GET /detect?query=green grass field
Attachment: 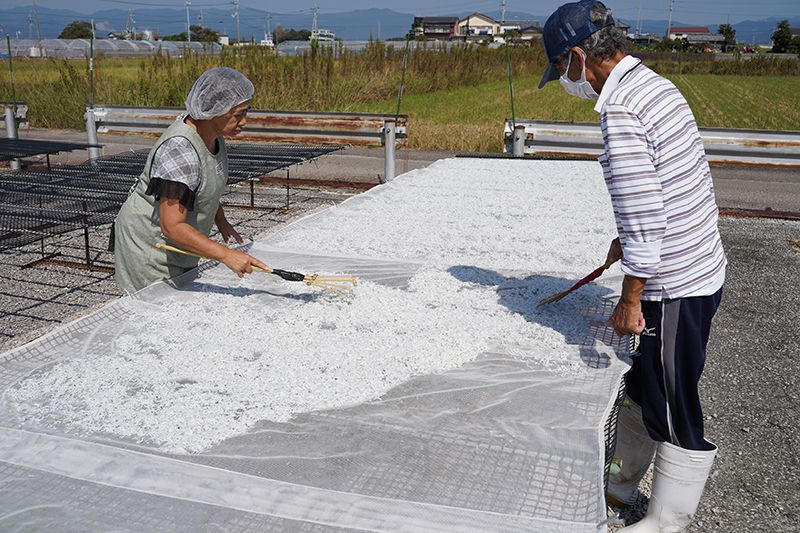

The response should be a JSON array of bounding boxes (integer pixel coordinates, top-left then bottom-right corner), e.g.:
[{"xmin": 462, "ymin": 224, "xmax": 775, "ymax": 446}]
[
  {"xmin": 360, "ymin": 75, "xmax": 800, "ymax": 152},
  {"xmin": 2, "ymin": 51, "xmax": 798, "ymax": 153}
]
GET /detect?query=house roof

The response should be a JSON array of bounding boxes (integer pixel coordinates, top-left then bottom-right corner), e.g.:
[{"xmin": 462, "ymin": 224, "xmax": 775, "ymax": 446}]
[
  {"xmin": 459, "ymin": 12, "xmax": 498, "ymax": 25},
  {"xmin": 669, "ymin": 26, "xmax": 710, "ymax": 34},
  {"xmin": 499, "ymin": 19, "xmax": 540, "ymax": 29},
  {"xmin": 417, "ymin": 17, "xmax": 459, "ymax": 24}
]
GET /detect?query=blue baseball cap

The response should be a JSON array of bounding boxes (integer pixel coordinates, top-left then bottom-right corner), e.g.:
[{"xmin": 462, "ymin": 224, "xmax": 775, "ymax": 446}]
[{"xmin": 538, "ymin": 0, "xmax": 615, "ymax": 89}]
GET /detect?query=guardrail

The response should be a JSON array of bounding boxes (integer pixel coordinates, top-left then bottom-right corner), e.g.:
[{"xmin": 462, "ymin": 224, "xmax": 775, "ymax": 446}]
[
  {"xmin": 503, "ymin": 119, "xmax": 800, "ymax": 167},
  {"xmin": 86, "ymin": 106, "xmax": 409, "ymax": 181}
]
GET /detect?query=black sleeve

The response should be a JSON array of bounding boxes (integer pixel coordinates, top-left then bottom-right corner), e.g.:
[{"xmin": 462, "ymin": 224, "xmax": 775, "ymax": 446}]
[{"xmin": 145, "ymin": 178, "xmax": 196, "ymax": 211}]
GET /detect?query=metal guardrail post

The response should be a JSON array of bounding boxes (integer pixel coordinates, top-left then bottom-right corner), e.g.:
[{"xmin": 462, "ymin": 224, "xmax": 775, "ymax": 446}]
[
  {"xmin": 512, "ymin": 124, "xmax": 526, "ymax": 158},
  {"xmin": 383, "ymin": 119, "xmax": 396, "ymax": 182},
  {"xmin": 85, "ymin": 107, "xmax": 101, "ymax": 160},
  {"xmin": 5, "ymin": 106, "xmax": 21, "ymax": 170}
]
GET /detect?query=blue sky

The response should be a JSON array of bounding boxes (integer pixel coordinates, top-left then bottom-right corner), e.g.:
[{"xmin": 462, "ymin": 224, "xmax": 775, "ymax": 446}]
[{"xmin": 8, "ymin": 0, "xmax": 800, "ymax": 26}]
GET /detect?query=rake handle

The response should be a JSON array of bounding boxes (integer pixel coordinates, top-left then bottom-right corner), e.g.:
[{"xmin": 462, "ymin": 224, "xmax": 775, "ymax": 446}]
[
  {"xmin": 155, "ymin": 242, "xmax": 309, "ymax": 283},
  {"xmin": 565, "ymin": 259, "xmax": 615, "ymax": 293}
]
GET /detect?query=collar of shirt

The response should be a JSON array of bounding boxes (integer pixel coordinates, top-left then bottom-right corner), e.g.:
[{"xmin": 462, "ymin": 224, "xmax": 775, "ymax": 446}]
[{"xmin": 593, "ymin": 55, "xmax": 642, "ymax": 114}]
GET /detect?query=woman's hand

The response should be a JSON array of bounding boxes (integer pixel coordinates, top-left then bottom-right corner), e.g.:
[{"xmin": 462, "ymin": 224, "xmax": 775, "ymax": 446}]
[
  {"xmin": 217, "ymin": 216, "xmax": 243, "ymax": 244},
  {"xmin": 215, "ymin": 206, "xmax": 243, "ymax": 244},
  {"xmin": 220, "ymin": 248, "xmax": 270, "ymax": 278}
]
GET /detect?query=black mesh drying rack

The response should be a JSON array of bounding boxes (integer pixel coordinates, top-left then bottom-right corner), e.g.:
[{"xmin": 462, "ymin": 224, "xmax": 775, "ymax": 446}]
[{"xmin": 1, "ymin": 143, "xmax": 344, "ymax": 272}]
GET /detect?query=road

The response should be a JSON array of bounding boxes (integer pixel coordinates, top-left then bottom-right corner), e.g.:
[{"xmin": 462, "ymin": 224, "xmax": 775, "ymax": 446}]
[{"xmin": 15, "ymin": 128, "xmax": 800, "ymax": 212}]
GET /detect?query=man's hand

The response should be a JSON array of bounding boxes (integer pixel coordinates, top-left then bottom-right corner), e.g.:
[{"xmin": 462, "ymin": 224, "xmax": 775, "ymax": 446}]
[
  {"xmin": 609, "ymin": 300, "xmax": 645, "ymax": 336},
  {"xmin": 608, "ymin": 273, "xmax": 647, "ymax": 336},
  {"xmin": 606, "ymin": 237, "xmax": 623, "ymax": 266}
]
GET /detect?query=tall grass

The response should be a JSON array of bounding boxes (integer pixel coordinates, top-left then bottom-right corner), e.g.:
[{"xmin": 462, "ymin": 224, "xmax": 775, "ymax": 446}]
[
  {"xmin": 0, "ymin": 42, "xmax": 548, "ymax": 130},
  {"xmin": 1, "ymin": 43, "xmax": 798, "ymax": 152}
]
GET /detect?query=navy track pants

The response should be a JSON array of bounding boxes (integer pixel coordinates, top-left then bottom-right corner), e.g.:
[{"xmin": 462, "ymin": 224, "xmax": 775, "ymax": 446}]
[{"xmin": 625, "ymin": 287, "xmax": 723, "ymax": 452}]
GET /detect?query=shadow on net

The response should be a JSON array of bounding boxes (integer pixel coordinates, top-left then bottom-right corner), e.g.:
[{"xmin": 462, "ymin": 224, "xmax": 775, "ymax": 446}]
[{"xmin": 447, "ymin": 265, "xmax": 625, "ymax": 370}]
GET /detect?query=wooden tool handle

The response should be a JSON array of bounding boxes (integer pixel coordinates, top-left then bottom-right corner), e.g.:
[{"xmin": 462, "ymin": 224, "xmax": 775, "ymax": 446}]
[{"xmin": 155, "ymin": 242, "xmax": 274, "ymax": 273}]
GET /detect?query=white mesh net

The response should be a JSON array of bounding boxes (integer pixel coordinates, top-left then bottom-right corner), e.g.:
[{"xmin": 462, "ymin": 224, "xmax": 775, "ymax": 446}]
[{"xmin": 0, "ymin": 158, "xmax": 629, "ymax": 531}]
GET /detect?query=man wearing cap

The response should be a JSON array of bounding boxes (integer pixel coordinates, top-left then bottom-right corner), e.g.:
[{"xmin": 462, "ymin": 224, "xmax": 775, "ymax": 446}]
[{"xmin": 538, "ymin": 2, "xmax": 726, "ymax": 531}]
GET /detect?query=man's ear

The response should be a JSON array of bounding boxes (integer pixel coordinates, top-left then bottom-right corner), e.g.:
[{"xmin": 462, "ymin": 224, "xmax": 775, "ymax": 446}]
[{"xmin": 566, "ymin": 47, "xmax": 584, "ymax": 80}]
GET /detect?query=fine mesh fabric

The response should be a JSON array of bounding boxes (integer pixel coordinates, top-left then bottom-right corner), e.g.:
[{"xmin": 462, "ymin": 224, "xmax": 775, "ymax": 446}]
[{"xmin": 0, "ymin": 158, "xmax": 630, "ymax": 532}]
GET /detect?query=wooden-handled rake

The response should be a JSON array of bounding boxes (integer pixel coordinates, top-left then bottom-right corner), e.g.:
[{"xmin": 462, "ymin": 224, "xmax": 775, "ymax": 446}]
[
  {"xmin": 537, "ymin": 258, "xmax": 615, "ymax": 307},
  {"xmin": 155, "ymin": 243, "xmax": 357, "ymax": 294}
]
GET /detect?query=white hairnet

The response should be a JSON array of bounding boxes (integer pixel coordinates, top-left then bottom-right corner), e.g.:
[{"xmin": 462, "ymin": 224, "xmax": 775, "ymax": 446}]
[{"xmin": 185, "ymin": 67, "xmax": 254, "ymax": 120}]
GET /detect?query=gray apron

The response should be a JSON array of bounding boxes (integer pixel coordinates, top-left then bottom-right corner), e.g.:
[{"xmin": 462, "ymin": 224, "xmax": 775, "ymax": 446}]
[{"xmin": 114, "ymin": 116, "xmax": 228, "ymax": 293}]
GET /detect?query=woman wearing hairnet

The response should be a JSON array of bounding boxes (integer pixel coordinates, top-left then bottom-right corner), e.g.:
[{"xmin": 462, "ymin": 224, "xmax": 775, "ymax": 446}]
[{"xmin": 114, "ymin": 67, "xmax": 268, "ymax": 292}]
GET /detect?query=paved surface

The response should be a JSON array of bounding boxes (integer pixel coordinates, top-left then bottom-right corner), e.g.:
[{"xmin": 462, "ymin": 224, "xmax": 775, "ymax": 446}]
[
  {"xmin": 11, "ymin": 128, "xmax": 450, "ymax": 186},
  {"xmin": 9, "ymin": 128, "xmax": 799, "ymax": 211},
  {"xmin": 688, "ymin": 217, "xmax": 799, "ymax": 532}
]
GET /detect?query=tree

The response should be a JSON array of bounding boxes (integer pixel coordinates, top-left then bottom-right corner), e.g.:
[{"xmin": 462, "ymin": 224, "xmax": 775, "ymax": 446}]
[
  {"xmin": 273, "ymin": 26, "xmax": 311, "ymax": 44},
  {"xmin": 791, "ymin": 35, "xmax": 800, "ymax": 54},
  {"xmin": 59, "ymin": 21, "xmax": 92, "ymax": 40},
  {"xmin": 717, "ymin": 23, "xmax": 735, "ymax": 52},
  {"xmin": 772, "ymin": 20, "xmax": 792, "ymax": 53},
  {"xmin": 162, "ymin": 25, "xmax": 219, "ymax": 43}
]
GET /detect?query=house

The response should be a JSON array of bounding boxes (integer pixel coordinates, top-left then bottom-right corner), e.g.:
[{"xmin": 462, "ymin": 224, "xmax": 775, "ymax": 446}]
[
  {"xmin": 413, "ymin": 17, "xmax": 459, "ymax": 40},
  {"xmin": 668, "ymin": 26, "xmax": 725, "ymax": 50},
  {"xmin": 630, "ymin": 33, "xmax": 661, "ymax": 46},
  {"xmin": 218, "ymin": 34, "xmax": 230, "ymax": 46},
  {"xmin": 495, "ymin": 19, "xmax": 540, "ymax": 42},
  {"xmin": 456, "ymin": 13, "xmax": 500, "ymax": 41},
  {"xmin": 519, "ymin": 24, "xmax": 543, "ymax": 42},
  {"xmin": 615, "ymin": 20, "xmax": 631, "ymax": 34},
  {"xmin": 668, "ymin": 26, "xmax": 711, "ymax": 40},
  {"xmin": 498, "ymin": 19, "xmax": 539, "ymax": 34}
]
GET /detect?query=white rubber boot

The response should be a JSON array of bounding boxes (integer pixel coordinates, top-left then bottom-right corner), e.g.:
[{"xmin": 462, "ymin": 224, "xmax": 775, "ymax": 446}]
[
  {"xmin": 607, "ymin": 399, "xmax": 657, "ymax": 506},
  {"xmin": 621, "ymin": 441, "xmax": 717, "ymax": 532}
]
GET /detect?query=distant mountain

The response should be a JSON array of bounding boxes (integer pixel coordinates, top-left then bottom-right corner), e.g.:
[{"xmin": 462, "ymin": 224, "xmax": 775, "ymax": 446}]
[
  {"xmin": 0, "ymin": 6, "xmax": 415, "ymax": 41},
  {"xmin": 0, "ymin": 5, "xmax": 797, "ymax": 44}
]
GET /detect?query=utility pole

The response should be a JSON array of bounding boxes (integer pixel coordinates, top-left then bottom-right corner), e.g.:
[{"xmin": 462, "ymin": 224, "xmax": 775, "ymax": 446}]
[
  {"xmin": 265, "ymin": 13, "xmax": 272, "ymax": 44},
  {"xmin": 666, "ymin": 0, "xmax": 674, "ymax": 39},
  {"xmin": 125, "ymin": 10, "xmax": 136, "ymax": 40},
  {"xmin": 186, "ymin": 0, "xmax": 191, "ymax": 42},
  {"xmin": 231, "ymin": 0, "xmax": 240, "ymax": 44},
  {"xmin": 197, "ymin": 9, "xmax": 205, "ymax": 28},
  {"xmin": 31, "ymin": 0, "xmax": 41, "ymax": 46},
  {"xmin": 636, "ymin": 5, "xmax": 641, "ymax": 37},
  {"xmin": 500, "ymin": 0, "xmax": 506, "ymax": 23},
  {"xmin": 312, "ymin": 2, "xmax": 319, "ymax": 37}
]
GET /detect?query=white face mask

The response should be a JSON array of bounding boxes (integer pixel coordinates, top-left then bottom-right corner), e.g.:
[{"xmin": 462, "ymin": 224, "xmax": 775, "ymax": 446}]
[{"xmin": 559, "ymin": 50, "xmax": 599, "ymax": 100}]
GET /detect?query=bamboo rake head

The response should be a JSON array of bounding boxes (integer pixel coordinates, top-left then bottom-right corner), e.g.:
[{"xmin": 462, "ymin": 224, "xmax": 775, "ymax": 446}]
[
  {"xmin": 536, "ymin": 287, "xmax": 575, "ymax": 307},
  {"xmin": 154, "ymin": 243, "xmax": 357, "ymax": 294},
  {"xmin": 303, "ymin": 274, "xmax": 358, "ymax": 294}
]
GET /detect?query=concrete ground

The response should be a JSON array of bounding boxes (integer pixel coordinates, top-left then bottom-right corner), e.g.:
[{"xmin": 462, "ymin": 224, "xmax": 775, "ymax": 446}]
[{"xmin": 1, "ymin": 130, "xmax": 798, "ymax": 531}]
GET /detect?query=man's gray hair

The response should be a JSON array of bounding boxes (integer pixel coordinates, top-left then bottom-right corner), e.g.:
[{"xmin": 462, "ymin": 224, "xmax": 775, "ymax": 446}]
[{"xmin": 554, "ymin": 3, "xmax": 627, "ymax": 71}]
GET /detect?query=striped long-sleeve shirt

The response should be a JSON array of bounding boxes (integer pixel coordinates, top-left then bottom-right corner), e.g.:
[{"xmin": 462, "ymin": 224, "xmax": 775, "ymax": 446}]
[{"xmin": 596, "ymin": 56, "xmax": 726, "ymax": 301}]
